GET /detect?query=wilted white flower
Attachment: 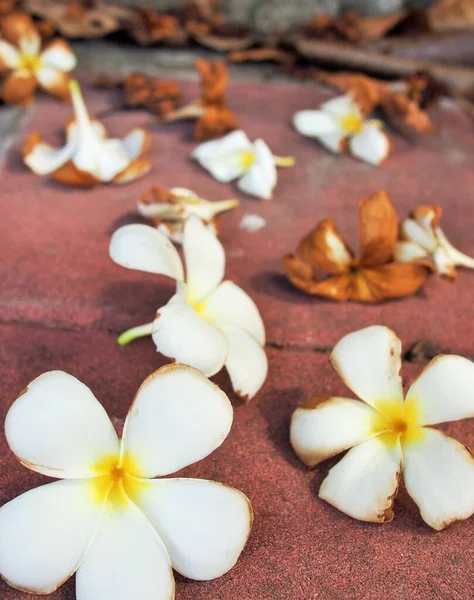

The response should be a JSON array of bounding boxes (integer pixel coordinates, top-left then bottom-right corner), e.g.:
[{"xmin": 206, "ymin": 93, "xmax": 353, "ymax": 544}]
[
  {"xmin": 0, "ymin": 365, "xmax": 252, "ymax": 599},
  {"xmin": 23, "ymin": 80, "xmax": 151, "ymax": 186},
  {"xmin": 110, "ymin": 216, "xmax": 267, "ymax": 400},
  {"xmin": 138, "ymin": 186, "xmax": 239, "ymax": 244}
]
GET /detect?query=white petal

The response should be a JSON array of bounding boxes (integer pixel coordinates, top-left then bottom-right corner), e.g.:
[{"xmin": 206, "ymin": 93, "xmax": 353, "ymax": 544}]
[
  {"xmin": 120, "ymin": 128, "xmax": 148, "ymax": 160},
  {"xmin": 432, "ymin": 246, "xmax": 456, "ymax": 277},
  {"xmin": 349, "ymin": 122, "xmax": 390, "ymax": 165},
  {"xmin": 290, "ymin": 397, "xmax": 378, "ymax": 467},
  {"xmin": 402, "ymin": 428, "xmax": 474, "ymax": 530},
  {"xmin": 192, "ymin": 130, "xmax": 253, "ymax": 182},
  {"xmin": 237, "ymin": 139, "xmax": 277, "ymax": 200},
  {"xmin": 221, "ymin": 325, "xmax": 267, "ymax": 401},
  {"xmin": 405, "ymin": 355, "xmax": 474, "ymax": 426},
  {"xmin": 24, "ymin": 139, "xmax": 75, "ymax": 175},
  {"xmin": 293, "ymin": 110, "xmax": 338, "ymax": 137},
  {"xmin": 394, "ymin": 240, "xmax": 429, "ymax": 263},
  {"xmin": 5, "ymin": 371, "xmax": 119, "ymax": 478},
  {"xmin": 0, "ymin": 480, "xmax": 104, "ymax": 594},
  {"xmin": 321, "ymin": 94, "xmax": 360, "ymax": 118},
  {"xmin": 40, "ymin": 39, "xmax": 76, "ymax": 71},
  {"xmin": 76, "ymin": 499, "xmax": 174, "ymax": 600},
  {"xmin": 318, "ymin": 130, "xmax": 347, "ymax": 154},
  {"xmin": 400, "ymin": 217, "xmax": 437, "ymax": 251},
  {"xmin": 319, "ymin": 436, "xmax": 402, "ymax": 523},
  {"xmin": 129, "ymin": 478, "xmax": 252, "ymax": 580},
  {"xmin": 121, "ymin": 364, "xmax": 233, "ymax": 478},
  {"xmin": 330, "ymin": 326, "xmax": 404, "ymax": 410},
  {"xmin": 109, "ymin": 224, "xmax": 184, "ymax": 280},
  {"xmin": 200, "ymin": 280, "xmax": 265, "ymax": 345},
  {"xmin": 437, "ymin": 228, "xmax": 474, "ymax": 269},
  {"xmin": 184, "ymin": 215, "xmax": 225, "ymax": 303},
  {"xmin": 0, "ymin": 40, "xmax": 20, "ymax": 68},
  {"xmin": 152, "ymin": 287, "xmax": 229, "ymax": 378},
  {"xmin": 18, "ymin": 31, "xmax": 41, "ymax": 56}
]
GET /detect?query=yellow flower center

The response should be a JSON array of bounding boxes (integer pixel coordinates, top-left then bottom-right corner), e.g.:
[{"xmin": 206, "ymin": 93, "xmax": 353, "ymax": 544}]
[
  {"xmin": 240, "ymin": 151, "xmax": 256, "ymax": 170},
  {"xmin": 18, "ymin": 53, "xmax": 41, "ymax": 75},
  {"xmin": 371, "ymin": 398, "xmax": 424, "ymax": 447},
  {"xmin": 340, "ymin": 112, "xmax": 364, "ymax": 136},
  {"xmin": 89, "ymin": 453, "xmax": 149, "ymax": 509}
]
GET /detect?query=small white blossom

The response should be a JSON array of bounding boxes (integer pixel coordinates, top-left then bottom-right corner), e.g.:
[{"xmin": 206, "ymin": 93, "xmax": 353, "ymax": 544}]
[
  {"xmin": 192, "ymin": 130, "xmax": 294, "ymax": 200},
  {"xmin": 293, "ymin": 94, "xmax": 390, "ymax": 166}
]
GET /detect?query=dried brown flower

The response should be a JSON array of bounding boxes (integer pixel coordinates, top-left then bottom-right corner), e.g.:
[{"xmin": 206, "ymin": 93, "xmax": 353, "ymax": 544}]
[
  {"xmin": 283, "ymin": 190, "xmax": 429, "ymax": 303},
  {"xmin": 123, "ymin": 73, "xmax": 181, "ymax": 117}
]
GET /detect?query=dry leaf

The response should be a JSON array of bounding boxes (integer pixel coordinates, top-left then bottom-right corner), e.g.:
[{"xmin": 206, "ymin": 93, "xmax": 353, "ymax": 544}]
[
  {"xmin": 126, "ymin": 8, "xmax": 187, "ymax": 46},
  {"xmin": 283, "ymin": 190, "xmax": 429, "ymax": 303},
  {"xmin": 123, "ymin": 73, "xmax": 181, "ymax": 116},
  {"xmin": 427, "ymin": 0, "xmax": 474, "ymax": 32}
]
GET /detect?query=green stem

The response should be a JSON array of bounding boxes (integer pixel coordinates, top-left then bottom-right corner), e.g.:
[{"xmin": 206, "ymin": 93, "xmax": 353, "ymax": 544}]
[{"xmin": 118, "ymin": 322, "xmax": 154, "ymax": 346}]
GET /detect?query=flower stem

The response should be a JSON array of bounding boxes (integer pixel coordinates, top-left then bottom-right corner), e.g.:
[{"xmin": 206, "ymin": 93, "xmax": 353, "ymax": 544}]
[
  {"xmin": 209, "ymin": 198, "xmax": 240, "ymax": 216},
  {"xmin": 161, "ymin": 103, "xmax": 204, "ymax": 122},
  {"xmin": 69, "ymin": 79, "xmax": 95, "ymax": 139},
  {"xmin": 118, "ymin": 322, "xmax": 154, "ymax": 346},
  {"xmin": 273, "ymin": 155, "xmax": 296, "ymax": 167}
]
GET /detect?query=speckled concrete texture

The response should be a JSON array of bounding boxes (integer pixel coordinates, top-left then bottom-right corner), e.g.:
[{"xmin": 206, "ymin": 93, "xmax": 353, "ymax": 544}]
[{"xmin": 1, "ymin": 78, "xmax": 474, "ymax": 599}]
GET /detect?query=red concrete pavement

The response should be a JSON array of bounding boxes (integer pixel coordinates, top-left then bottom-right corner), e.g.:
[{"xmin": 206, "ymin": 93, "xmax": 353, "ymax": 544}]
[{"xmin": 1, "ymin": 78, "xmax": 474, "ymax": 600}]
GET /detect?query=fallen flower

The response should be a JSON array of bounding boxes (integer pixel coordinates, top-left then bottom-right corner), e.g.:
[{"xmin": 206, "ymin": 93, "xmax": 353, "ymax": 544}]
[
  {"xmin": 192, "ymin": 129, "xmax": 294, "ymax": 200},
  {"xmin": 162, "ymin": 59, "xmax": 238, "ymax": 141},
  {"xmin": 0, "ymin": 365, "xmax": 253, "ymax": 597},
  {"xmin": 395, "ymin": 204, "xmax": 474, "ymax": 278},
  {"xmin": 110, "ymin": 216, "xmax": 267, "ymax": 400},
  {"xmin": 293, "ymin": 93, "xmax": 390, "ymax": 165},
  {"xmin": 315, "ymin": 70, "xmax": 435, "ymax": 136},
  {"xmin": 283, "ymin": 190, "xmax": 429, "ymax": 303},
  {"xmin": 0, "ymin": 12, "xmax": 76, "ymax": 106},
  {"xmin": 23, "ymin": 79, "xmax": 151, "ymax": 186},
  {"xmin": 138, "ymin": 185, "xmax": 239, "ymax": 243},
  {"xmin": 290, "ymin": 325, "xmax": 474, "ymax": 530}
]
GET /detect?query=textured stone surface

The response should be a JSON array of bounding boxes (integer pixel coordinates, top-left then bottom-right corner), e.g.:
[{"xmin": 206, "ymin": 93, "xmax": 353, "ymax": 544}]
[{"xmin": 1, "ymin": 77, "xmax": 474, "ymax": 600}]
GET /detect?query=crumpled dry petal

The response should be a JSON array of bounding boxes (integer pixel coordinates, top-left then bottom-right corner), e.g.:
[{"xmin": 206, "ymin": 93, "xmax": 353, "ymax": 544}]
[
  {"xmin": 284, "ymin": 190, "xmax": 429, "ymax": 303},
  {"xmin": 138, "ymin": 186, "xmax": 239, "ymax": 243}
]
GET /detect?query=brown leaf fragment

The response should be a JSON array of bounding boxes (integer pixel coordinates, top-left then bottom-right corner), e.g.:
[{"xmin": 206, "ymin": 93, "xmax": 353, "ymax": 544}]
[
  {"xmin": 381, "ymin": 91, "xmax": 435, "ymax": 135},
  {"xmin": 315, "ymin": 70, "xmax": 389, "ymax": 114},
  {"xmin": 427, "ymin": 0, "xmax": 474, "ymax": 33},
  {"xmin": 127, "ymin": 8, "xmax": 187, "ymax": 46}
]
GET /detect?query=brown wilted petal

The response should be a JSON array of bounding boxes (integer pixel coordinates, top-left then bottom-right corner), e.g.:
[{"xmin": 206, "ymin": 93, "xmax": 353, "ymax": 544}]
[
  {"xmin": 358, "ymin": 190, "xmax": 398, "ymax": 268},
  {"xmin": 381, "ymin": 92, "xmax": 435, "ymax": 136},
  {"xmin": 22, "ymin": 131, "xmax": 43, "ymax": 158},
  {"xmin": 315, "ymin": 70, "xmax": 389, "ymax": 115},
  {"xmin": 284, "ymin": 254, "xmax": 353, "ymax": 300},
  {"xmin": 1, "ymin": 71, "xmax": 37, "ymax": 105},
  {"xmin": 194, "ymin": 105, "xmax": 238, "ymax": 141},
  {"xmin": 351, "ymin": 263, "xmax": 429, "ymax": 303},
  {"xmin": 113, "ymin": 157, "xmax": 152, "ymax": 185},
  {"xmin": 196, "ymin": 58, "xmax": 228, "ymax": 107},
  {"xmin": 0, "ymin": 12, "xmax": 39, "ymax": 47},
  {"xmin": 52, "ymin": 160, "xmax": 99, "ymax": 187},
  {"xmin": 411, "ymin": 204, "xmax": 442, "ymax": 229},
  {"xmin": 123, "ymin": 73, "xmax": 181, "ymax": 116},
  {"xmin": 295, "ymin": 218, "xmax": 353, "ymax": 275}
]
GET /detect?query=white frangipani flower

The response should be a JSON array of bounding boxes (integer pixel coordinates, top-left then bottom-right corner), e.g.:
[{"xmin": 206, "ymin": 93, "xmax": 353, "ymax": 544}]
[
  {"xmin": 192, "ymin": 129, "xmax": 294, "ymax": 200},
  {"xmin": 394, "ymin": 204, "xmax": 474, "ymax": 278},
  {"xmin": 0, "ymin": 365, "xmax": 252, "ymax": 599},
  {"xmin": 293, "ymin": 94, "xmax": 390, "ymax": 166},
  {"xmin": 23, "ymin": 80, "xmax": 151, "ymax": 186},
  {"xmin": 109, "ymin": 216, "xmax": 267, "ymax": 400},
  {"xmin": 138, "ymin": 186, "xmax": 239, "ymax": 244},
  {"xmin": 290, "ymin": 326, "xmax": 474, "ymax": 530}
]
